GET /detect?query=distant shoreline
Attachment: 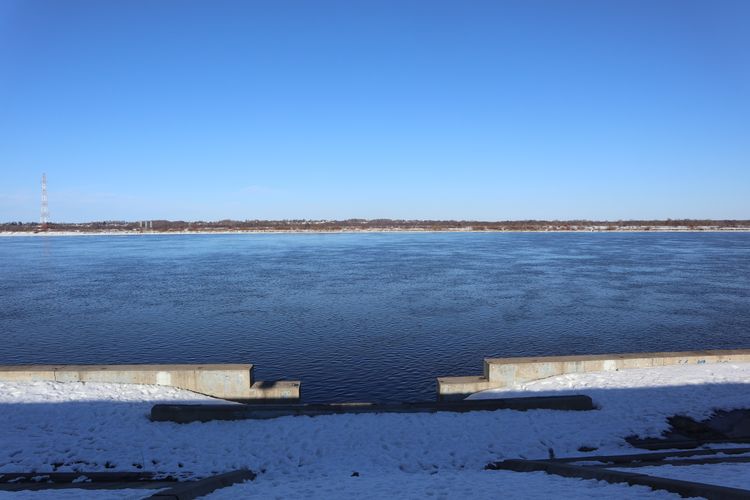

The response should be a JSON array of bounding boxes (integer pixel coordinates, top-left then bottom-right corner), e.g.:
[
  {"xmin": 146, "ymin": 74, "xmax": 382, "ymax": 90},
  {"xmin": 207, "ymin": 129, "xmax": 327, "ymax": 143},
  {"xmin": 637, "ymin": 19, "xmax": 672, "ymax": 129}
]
[{"xmin": 3, "ymin": 227, "xmax": 750, "ymax": 237}]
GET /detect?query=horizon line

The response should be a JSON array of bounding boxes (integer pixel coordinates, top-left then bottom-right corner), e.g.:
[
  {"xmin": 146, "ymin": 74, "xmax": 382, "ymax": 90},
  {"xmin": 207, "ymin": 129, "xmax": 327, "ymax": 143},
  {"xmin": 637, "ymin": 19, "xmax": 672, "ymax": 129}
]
[{"xmin": 3, "ymin": 218, "xmax": 750, "ymax": 225}]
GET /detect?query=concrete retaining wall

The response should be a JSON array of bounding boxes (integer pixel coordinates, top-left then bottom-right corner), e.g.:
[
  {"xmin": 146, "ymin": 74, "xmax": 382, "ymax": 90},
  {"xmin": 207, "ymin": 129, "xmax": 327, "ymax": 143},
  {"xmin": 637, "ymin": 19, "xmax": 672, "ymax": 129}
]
[
  {"xmin": 438, "ymin": 349, "xmax": 750, "ymax": 399},
  {"xmin": 0, "ymin": 364, "xmax": 299, "ymax": 401},
  {"xmin": 436, "ymin": 375, "xmax": 496, "ymax": 400}
]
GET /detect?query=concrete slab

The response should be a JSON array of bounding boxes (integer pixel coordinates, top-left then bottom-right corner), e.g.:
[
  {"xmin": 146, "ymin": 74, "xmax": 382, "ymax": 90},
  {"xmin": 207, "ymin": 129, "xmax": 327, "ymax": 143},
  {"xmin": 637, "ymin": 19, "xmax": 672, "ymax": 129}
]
[
  {"xmin": 0, "ymin": 364, "xmax": 255, "ymax": 400},
  {"xmin": 488, "ymin": 457, "xmax": 750, "ymax": 500},
  {"xmin": 247, "ymin": 380, "xmax": 301, "ymax": 400},
  {"xmin": 0, "ymin": 471, "xmax": 178, "ymax": 492},
  {"xmin": 150, "ymin": 395, "xmax": 595, "ymax": 423},
  {"xmin": 148, "ymin": 469, "xmax": 255, "ymax": 500},
  {"xmin": 484, "ymin": 350, "xmax": 750, "ymax": 388},
  {"xmin": 436, "ymin": 349, "xmax": 750, "ymax": 398},
  {"xmin": 436, "ymin": 376, "xmax": 495, "ymax": 400}
]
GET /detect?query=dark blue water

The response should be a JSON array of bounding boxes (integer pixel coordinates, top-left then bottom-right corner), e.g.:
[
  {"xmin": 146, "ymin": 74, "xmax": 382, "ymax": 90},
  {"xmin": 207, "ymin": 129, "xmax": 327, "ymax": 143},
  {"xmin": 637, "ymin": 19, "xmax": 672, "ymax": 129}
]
[{"xmin": 1, "ymin": 232, "xmax": 749, "ymax": 402}]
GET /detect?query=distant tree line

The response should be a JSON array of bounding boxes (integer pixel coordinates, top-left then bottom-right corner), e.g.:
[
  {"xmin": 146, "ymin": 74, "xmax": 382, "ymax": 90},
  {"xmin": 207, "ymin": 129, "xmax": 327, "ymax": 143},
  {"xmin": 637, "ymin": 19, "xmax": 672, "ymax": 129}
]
[{"xmin": 2, "ymin": 219, "xmax": 750, "ymax": 233}]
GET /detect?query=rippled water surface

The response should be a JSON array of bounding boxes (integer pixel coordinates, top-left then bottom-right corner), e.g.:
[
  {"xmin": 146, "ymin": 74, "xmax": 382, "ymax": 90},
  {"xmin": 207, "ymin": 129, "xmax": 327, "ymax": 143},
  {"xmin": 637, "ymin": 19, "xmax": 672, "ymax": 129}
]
[{"xmin": 1, "ymin": 232, "xmax": 749, "ymax": 402}]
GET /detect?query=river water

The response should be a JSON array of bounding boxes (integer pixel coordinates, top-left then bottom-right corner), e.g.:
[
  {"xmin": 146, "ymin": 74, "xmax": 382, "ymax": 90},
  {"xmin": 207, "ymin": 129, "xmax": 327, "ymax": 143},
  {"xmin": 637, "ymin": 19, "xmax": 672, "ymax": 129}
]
[{"xmin": 1, "ymin": 232, "xmax": 749, "ymax": 402}]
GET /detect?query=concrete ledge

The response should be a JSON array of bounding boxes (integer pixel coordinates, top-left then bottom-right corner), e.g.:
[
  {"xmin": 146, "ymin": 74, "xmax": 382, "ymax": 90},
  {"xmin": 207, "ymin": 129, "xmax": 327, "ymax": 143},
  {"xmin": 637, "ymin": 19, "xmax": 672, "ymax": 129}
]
[
  {"xmin": 0, "ymin": 470, "xmax": 255, "ymax": 495},
  {"xmin": 0, "ymin": 472, "xmax": 178, "ymax": 492},
  {"xmin": 0, "ymin": 472, "xmax": 171, "ymax": 483},
  {"xmin": 552, "ymin": 446, "xmax": 750, "ymax": 465},
  {"xmin": 0, "ymin": 481, "xmax": 177, "ymax": 492},
  {"xmin": 437, "ymin": 376, "xmax": 495, "ymax": 400},
  {"xmin": 628, "ymin": 436, "xmax": 750, "ymax": 450},
  {"xmin": 148, "ymin": 470, "xmax": 255, "ymax": 500},
  {"xmin": 484, "ymin": 349, "xmax": 750, "ymax": 389},
  {"xmin": 150, "ymin": 395, "xmax": 594, "ymax": 423},
  {"xmin": 0, "ymin": 364, "xmax": 255, "ymax": 400},
  {"xmin": 437, "ymin": 349, "xmax": 750, "ymax": 398},
  {"xmin": 488, "ymin": 458, "xmax": 750, "ymax": 500},
  {"xmin": 247, "ymin": 380, "xmax": 300, "ymax": 400}
]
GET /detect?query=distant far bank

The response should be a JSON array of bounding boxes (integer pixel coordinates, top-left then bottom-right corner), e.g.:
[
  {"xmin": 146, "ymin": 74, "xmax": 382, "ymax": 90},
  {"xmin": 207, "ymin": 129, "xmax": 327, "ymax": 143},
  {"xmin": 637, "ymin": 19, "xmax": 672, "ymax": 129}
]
[{"xmin": 2, "ymin": 219, "xmax": 750, "ymax": 235}]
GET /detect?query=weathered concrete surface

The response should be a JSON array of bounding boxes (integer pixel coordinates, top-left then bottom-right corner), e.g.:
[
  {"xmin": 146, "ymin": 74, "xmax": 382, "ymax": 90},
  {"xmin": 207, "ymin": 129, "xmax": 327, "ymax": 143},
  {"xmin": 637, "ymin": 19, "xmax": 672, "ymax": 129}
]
[
  {"xmin": 0, "ymin": 472, "xmax": 177, "ymax": 492},
  {"xmin": 246, "ymin": 380, "xmax": 301, "ymax": 400},
  {"xmin": 488, "ymin": 458, "xmax": 750, "ymax": 500},
  {"xmin": 484, "ymin": 349, "xmax": 750, "ymax": 388},
  {"xmin": 0, "ymin": 364, "xmax": 255, "ymax": 400},
  {"xmin": 151, "ymin": 395, "xmax": 594, "ymax": 423},
  {"xmin": 436, "ymin": 376, "xmax": 495, "ymax": 400},
  {"xmin": 149, "ymin": 469, "xmax": 255, "ymax": 500},
  {"xmin": 437, "ymin": 349, "xmax": 750, "ymax": 398}
]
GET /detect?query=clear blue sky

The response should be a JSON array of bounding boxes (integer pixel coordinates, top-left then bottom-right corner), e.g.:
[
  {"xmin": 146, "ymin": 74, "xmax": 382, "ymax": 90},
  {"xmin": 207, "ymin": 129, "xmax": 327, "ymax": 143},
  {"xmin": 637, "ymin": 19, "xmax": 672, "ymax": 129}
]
[{"xmin": 1, "ymin": 0, "xmax": 748, "ymax": 222}]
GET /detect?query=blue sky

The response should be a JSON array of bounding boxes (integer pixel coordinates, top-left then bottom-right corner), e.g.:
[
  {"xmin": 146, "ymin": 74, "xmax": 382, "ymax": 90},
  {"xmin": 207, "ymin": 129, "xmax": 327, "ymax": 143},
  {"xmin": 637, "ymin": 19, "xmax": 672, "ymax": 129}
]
[{"xmin": 1, "ymin": 0, "xmax": 748, "ymax": 222}]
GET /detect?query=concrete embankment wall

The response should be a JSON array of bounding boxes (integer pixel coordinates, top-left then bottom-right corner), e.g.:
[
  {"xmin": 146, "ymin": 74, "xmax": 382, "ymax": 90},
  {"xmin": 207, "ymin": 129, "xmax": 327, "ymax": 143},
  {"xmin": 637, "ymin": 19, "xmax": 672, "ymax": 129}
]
[
  {"xmin": 438, "ymin": 349, "xmax": 750, "ymax": 399},
  {"xmin": 0, "ymin": 364, "xmax": 300, "ymax": 401}
]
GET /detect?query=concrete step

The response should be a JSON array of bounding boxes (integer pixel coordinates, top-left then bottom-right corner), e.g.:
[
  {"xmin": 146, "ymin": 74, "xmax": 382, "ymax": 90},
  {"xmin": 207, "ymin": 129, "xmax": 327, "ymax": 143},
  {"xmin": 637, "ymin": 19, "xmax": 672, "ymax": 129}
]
[{"xmin": 150, "ymin": 395, "xmax": 595, "ymax": 423}]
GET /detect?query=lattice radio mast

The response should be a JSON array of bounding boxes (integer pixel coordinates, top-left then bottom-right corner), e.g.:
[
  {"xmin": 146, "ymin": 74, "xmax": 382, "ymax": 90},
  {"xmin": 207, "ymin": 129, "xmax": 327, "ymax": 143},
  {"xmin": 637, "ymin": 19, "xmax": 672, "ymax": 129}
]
[{"xmin": 40, "ymin": 173, "xmax": 49, "ymax": 231}]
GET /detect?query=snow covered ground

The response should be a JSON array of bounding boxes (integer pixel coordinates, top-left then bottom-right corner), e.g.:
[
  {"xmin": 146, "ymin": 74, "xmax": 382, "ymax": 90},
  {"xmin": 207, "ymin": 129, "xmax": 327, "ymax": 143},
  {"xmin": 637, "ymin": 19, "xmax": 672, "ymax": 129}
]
[
  {"xmin": 1, "ymin": 363, "xmax": 750, "ymax": 498},
  {"xmin": 204, "ymin": 470, "xmax": 682, "ymax": 499},
  {"xmin": 0, "ymin": 490, "xmax": 155, "ymax": 499}
]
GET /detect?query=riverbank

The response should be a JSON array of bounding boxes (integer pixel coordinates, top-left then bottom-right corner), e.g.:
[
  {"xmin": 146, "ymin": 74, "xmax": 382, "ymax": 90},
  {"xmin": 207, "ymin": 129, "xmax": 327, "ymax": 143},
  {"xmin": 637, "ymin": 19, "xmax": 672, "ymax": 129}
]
[
  {"xmin": 2, "ymin": 362, "xmax": 749, "ymax": 497},
  {"xmin": 3, "ymin": 233, "xmax": 750, "ymax": 403},
  {"xmin": 3, "ymin": 227, "xmax": 750, "ymax": 236}
]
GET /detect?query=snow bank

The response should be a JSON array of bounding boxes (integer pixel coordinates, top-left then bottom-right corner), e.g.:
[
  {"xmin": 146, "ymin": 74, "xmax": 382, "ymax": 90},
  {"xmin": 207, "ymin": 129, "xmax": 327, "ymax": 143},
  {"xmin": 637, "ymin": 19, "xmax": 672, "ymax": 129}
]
[
  {"xmin": 2, "ymin": 364, "xmax": 750, "ymax": 498},
  {"xmin": 204, "ymin": 470, "xmax": 681, "ymax": 499},
  {"xmin": 0, "ymin": 380, "xmax": 219, "ymax": 405}
]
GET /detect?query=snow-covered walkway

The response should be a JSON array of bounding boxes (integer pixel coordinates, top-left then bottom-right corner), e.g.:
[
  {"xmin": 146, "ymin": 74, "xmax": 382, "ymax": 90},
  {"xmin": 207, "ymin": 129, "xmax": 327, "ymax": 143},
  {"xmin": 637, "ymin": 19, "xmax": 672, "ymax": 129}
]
[{"xmin": 2, "ymin": 363, "xmax": 750, "ymax": 498}]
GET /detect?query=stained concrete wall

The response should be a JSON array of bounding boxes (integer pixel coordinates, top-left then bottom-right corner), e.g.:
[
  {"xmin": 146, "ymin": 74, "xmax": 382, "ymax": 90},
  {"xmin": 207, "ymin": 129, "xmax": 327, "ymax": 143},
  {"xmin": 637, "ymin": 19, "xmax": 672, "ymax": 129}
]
[
  {"xmin": 247, "ymin": 381, "xmax": 301, "ymax": 400},
  {"xmin": 484, "ymin": 349, "xmax": 750, "ymax": 387},
  {"xmin": 438, "ymin": 349, "xmax": 750, "ymax": 399},
  {"xmin": 0, "ymin": 364, "xmax": 255, "ymax": 400},
  {"xmin": 436, "ymin": 375, "xmax": 496, "ymax": 399}
]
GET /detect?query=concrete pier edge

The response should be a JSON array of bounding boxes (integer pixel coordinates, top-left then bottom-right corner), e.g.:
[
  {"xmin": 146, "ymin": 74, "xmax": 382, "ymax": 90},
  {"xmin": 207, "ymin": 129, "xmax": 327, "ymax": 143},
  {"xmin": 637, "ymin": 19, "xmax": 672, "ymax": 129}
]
[
  {"xmin": 148, "ymin": 469, "xmax": 256, "ymax": 500},
  {"xmin": 438, "ymin": 349, "xmax": 750, "ymax": 399},
  {"xmin": 488, "ymin": 458, "xmax": 750, "ymax": 500},
  {"xmin": 150, "ymin": 395, "xmax": 595, "ymax": 423},
  {"xmin": 0, "ymin": 364, "xmax": 300, "ymax": 401}
]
